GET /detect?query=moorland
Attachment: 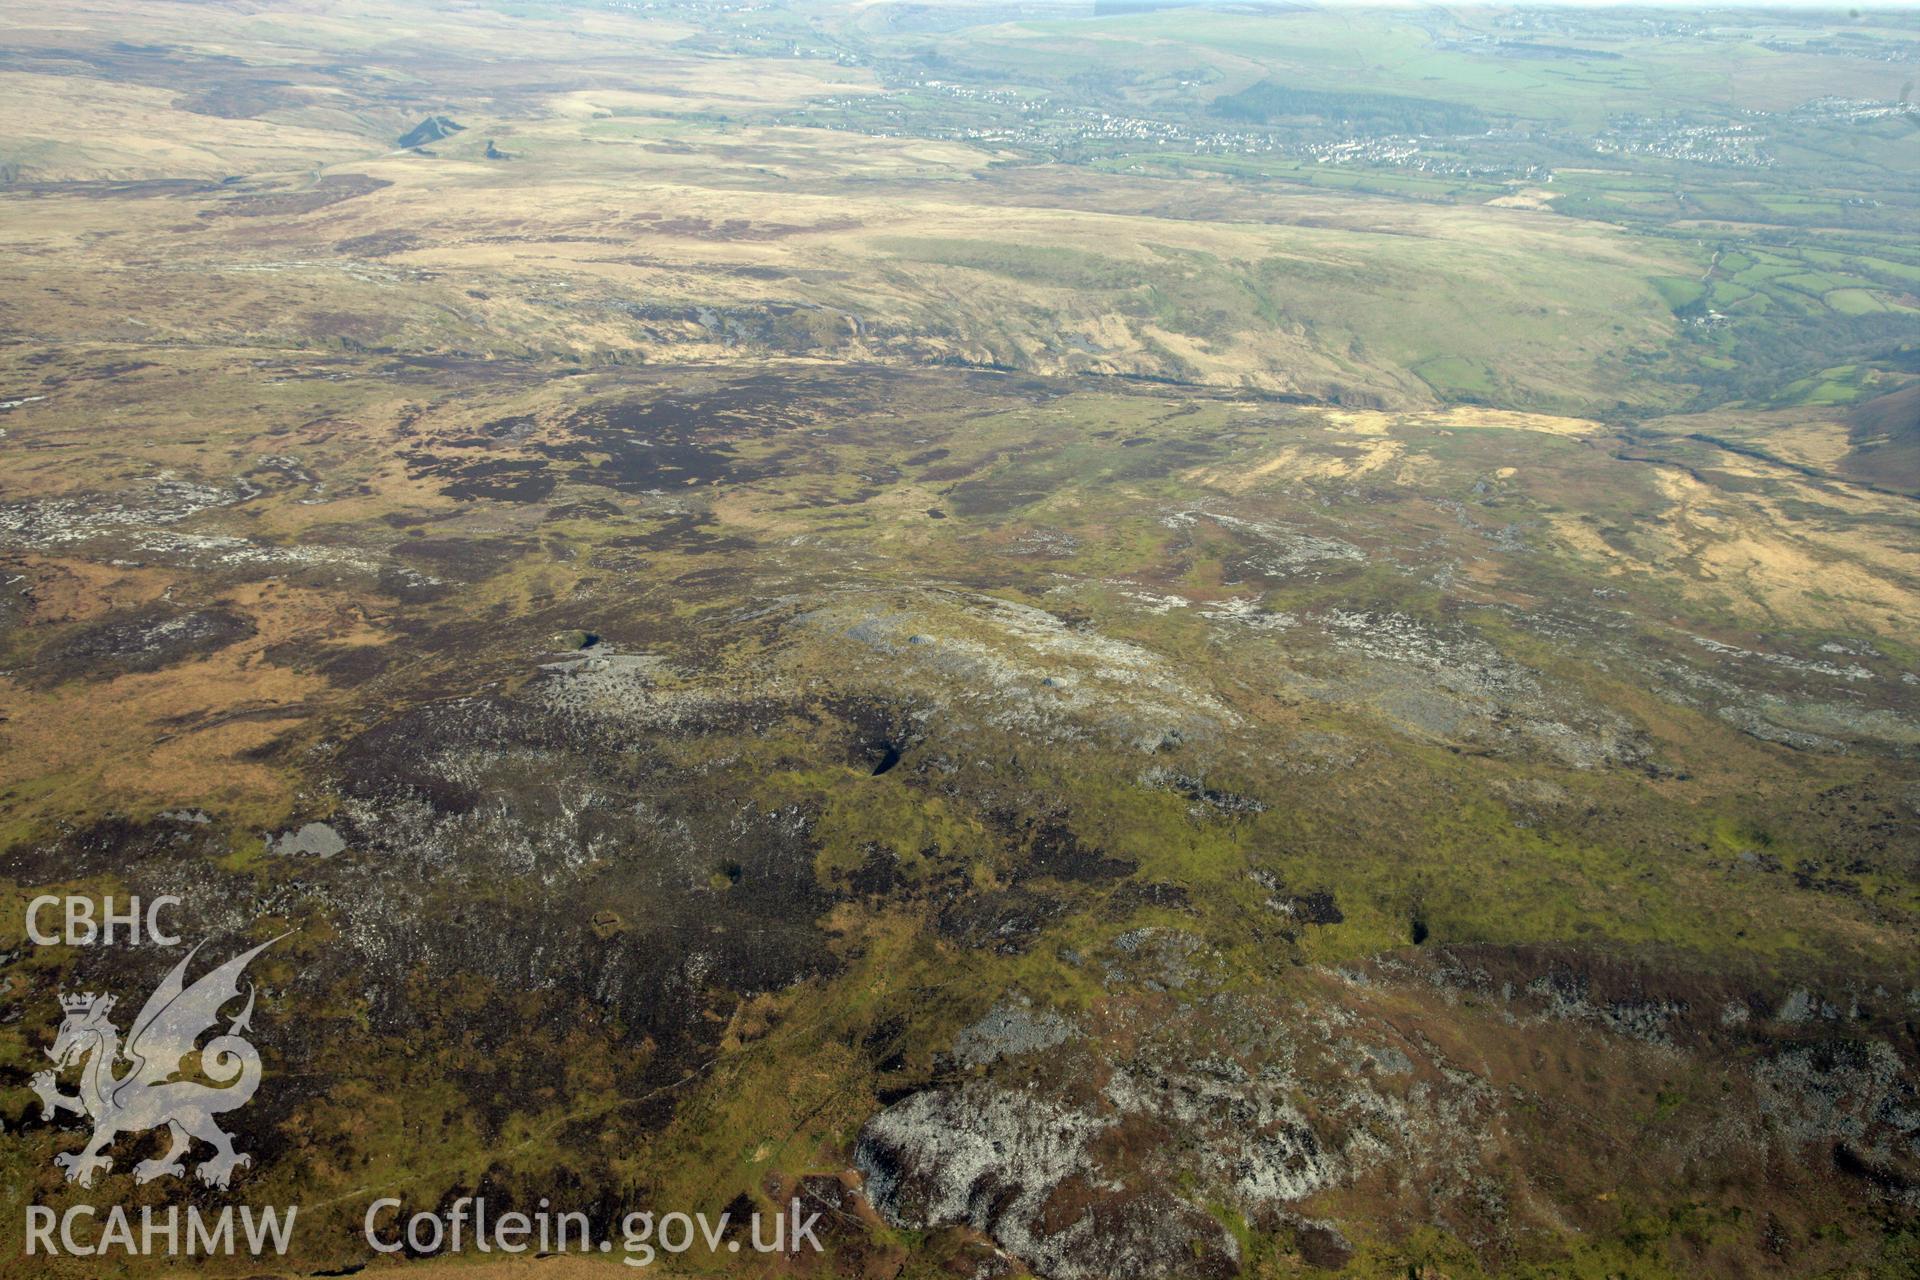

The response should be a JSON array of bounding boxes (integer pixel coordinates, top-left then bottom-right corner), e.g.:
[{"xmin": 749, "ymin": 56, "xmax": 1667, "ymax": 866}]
[{"xmin": 1, "ymin": 2, "xmax": 1918, "ymax": 1276}]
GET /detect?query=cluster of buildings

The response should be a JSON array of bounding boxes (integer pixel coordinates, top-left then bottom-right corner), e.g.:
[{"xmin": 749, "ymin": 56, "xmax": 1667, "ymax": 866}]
[
  {"xmin": 801, "ymin": 80, "xmax": 1548, "ymax": 182},
  {"xmin": 1592, "ymin": 118, "xmax": 1772, "ymax": 168}
]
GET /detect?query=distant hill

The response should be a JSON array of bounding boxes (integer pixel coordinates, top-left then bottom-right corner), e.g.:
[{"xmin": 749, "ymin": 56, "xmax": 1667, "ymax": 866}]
[
  {"xmin": 1094, "ymin": 0, "xmax": 1173, "ymax": 11},
  {"xmin": 398, "ymin": 115, "xmax": 463, "ymax": 148},
  {"xmin": 1844, "ymin": 381, "xmax": 1920, "ymax": 493}
]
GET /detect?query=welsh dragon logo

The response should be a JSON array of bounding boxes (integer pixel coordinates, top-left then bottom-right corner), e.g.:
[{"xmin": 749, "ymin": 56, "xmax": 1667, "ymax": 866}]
[{"xmin": 32, "ymin": 935, "xmax": 284, "ymax": 1189}]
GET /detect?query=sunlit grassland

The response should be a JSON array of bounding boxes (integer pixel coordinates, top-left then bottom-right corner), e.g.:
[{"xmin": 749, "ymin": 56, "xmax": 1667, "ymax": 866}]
[{"xmin": 983, "ymin": 8, "xmax": 1919, "ymax": 123}]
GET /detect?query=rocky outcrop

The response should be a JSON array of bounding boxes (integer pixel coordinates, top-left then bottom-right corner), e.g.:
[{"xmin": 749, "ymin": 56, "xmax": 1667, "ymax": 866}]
[{"xmin": 856, "ymin": 1083, "xmax": 1241, "ymax": 1280}]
